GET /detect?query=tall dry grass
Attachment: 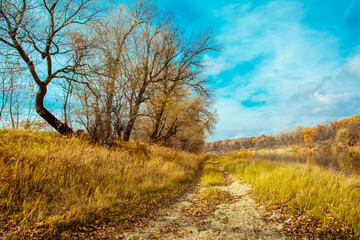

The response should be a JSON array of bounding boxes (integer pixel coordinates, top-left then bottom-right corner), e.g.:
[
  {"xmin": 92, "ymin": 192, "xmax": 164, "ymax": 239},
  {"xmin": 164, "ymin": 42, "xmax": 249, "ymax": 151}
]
[
  {"xmin": 0, "ymin": 129, "xmax": 203, "ymax": 236},
  {"xmin": 220, "ymin": 157, "xmax": 360, "ymax": 237}
]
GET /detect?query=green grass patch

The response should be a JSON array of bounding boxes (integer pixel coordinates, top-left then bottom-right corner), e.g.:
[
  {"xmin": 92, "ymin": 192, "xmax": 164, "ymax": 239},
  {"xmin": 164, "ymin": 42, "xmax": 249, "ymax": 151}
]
[
  {"xmin": 0, "ymin": 129, "xmax": 204, "ymax": 238},
  {"xmin": 200, "ymin": 162, "xmax": 225, "ymax": 186},
  {"xmin": 219, "ymin": 157, "xmax": 360, "ymax": 237}
]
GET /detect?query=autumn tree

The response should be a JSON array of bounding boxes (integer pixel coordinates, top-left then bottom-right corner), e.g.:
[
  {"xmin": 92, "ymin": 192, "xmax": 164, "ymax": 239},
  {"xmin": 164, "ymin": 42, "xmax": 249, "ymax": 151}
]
[
  {"xmin": 336, "ymin": 128, "xmax": 353, "ymax": 146},
  {"xmin": 75, "ymin": 0, "xmax": 218, "ymax": 144},
  {"xmin": 145, "ymin": 93, "xmax": 216, "ymax": 151},
  {"xmin": 145, "ymin": 65, "xmax": 216, "ymax": 144},
  {"xmin": 347, "ymin": 119, "xmax": 360, "ymax": 144},
  {"xmin": 74, "ymin": 3, "xmax": 145, "ymax": 142},
  {"xmin": 0, "ymin": 0, "xmax": 100, "ymax": 135},
  {"xmin": 118, "ymin": 3, "xmax": 217, "ymax": 142},
  {"xmin": 303, "ymin": 127, "xmax": 315, "ymax": 143}
]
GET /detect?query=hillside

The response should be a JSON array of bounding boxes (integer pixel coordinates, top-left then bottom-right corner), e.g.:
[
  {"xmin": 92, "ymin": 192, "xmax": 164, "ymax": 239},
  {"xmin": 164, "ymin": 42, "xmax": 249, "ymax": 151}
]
[{"xmin": 0, "ymin": 130, "xmax": 204, "ymax": 238}]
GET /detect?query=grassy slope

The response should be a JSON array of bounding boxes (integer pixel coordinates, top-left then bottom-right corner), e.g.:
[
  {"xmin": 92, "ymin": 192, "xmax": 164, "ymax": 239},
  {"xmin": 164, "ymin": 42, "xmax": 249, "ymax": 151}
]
[
  {"xmin": 0, "ymin": 130, "xmax": 204, "ymax": 236},
  {"xmin": 220, "ymin": 157, "xmax": 360, "ymax": 237}
]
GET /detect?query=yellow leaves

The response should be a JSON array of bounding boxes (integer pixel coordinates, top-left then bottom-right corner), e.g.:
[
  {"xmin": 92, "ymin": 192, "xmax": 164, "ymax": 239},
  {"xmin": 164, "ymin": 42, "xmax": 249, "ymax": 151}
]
[
  {"xmin": 303, "ymin": 127, "xmax": 316, "ymax": 143},
  {"xmin": 230, "ymin": 150, "xmax": 254, "ymax": 159},
  {"xmin": 250, "ymin": 136, "xmax": 256, "ymax": 146}
]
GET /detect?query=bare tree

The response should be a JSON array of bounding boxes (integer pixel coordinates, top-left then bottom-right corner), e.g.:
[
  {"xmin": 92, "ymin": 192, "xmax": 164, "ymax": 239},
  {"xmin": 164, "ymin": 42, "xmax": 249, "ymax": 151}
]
[
  {"xmin": 54, "ymin": 77, "xmax": 75, "ymax": 128},
  {"xmin": 7, "ymin": 68, "xmax": 20, "ymax": 128},
  {"xmin": 73, "ymin": 0, "xmax": 218, "ymax": 146},
  {"xmin": 120, "ymin": 7, "xmax": 218, "ymax": 141},
  {"xmin": 145, "ymin": 31, "xmax": 219, "ymax": 144},
  {"xmin": 74, "ymin": 2, "xmax": 147, "ymax": 142},
  {"xmin": 0, "ymin": 59, "xmax": 11, "ymax": 122},
  {"xmin": 0, "ymin": 0, "xmax": 100, "ymax": 135},
  {"xmin": 146, "ymin": 90, "xmax": 216, "ymax": 150},
  {"xmin": 0, "ymin": 56, "xmax": 34, "ymax": 128}
]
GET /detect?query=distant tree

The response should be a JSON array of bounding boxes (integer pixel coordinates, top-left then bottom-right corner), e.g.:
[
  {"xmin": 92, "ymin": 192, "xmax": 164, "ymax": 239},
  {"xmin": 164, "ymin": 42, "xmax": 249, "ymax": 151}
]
[
  {"xmin": 314, "ymin": 124, "xmax": 329, "ymax": 141},
  {"xmin": 292, "ymin": 126, "xmax": 304, "ymax": 144},
  {"xmin": 0, "ymin": 57, "xmax": 35, "ymax": 128},
  {"xmin": 249, "ymin": 136, "xmax": 256, "ymax": 147},
  {"xmin": 303, "ymin": 127, "xmax": 315, "ymax": 143},
  {"xmin": 347, "ymin": 119, "xmax": 360, "ymax": 144},
  {"xmin": 0, "ymin": 58, "xmax": 12, "ymax": 122}
]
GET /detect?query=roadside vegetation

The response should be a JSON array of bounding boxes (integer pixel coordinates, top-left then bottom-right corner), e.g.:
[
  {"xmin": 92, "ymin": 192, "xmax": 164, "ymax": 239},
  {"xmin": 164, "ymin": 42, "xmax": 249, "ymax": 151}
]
[
  {"xmin": 0, "ymin": 129, "xmax": 204, "ymax": 238},
  {"xmin": 219, "ymin": 154, "xmax": 360, "ymax": 238}
]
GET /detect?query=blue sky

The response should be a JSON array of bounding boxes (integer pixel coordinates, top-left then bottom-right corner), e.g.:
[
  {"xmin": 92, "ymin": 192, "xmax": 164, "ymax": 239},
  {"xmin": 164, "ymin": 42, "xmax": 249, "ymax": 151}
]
[{"xmin": 158, "ymin": 0, "xmax": 360, "ymax": 141}]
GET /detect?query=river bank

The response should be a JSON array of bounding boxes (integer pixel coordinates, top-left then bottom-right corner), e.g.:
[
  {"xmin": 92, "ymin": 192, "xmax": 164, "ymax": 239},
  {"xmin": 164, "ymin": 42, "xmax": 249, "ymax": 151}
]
[{"xmin": 219, "ymin": 156, "xmax": 360, "ymax": 239}]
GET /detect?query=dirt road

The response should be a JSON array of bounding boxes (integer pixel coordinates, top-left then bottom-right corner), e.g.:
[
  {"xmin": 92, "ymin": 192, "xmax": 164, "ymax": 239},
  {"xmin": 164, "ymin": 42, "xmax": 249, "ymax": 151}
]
[{"xmin": 119, "ymin": 172, "xmax": 285, "ymax": 240}]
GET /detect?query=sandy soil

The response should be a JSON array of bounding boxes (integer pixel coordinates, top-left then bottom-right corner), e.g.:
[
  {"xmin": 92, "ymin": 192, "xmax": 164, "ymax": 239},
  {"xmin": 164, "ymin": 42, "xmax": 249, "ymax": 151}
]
[{"xmin": 119, "ymin": 174, "xmax": 285, "ymax": 240}]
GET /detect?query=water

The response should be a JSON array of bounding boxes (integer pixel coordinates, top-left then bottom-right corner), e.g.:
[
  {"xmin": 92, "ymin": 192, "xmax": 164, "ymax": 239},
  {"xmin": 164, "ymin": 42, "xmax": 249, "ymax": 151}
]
[{"xmin": 254, "ymin": 150, "xmax": 360, "ymax": 176}]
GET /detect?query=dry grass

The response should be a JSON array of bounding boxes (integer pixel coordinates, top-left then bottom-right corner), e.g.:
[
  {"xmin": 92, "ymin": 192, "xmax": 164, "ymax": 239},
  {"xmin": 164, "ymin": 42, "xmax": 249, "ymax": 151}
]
[
  {"xmin": 200, "ymin": 187, "xmax": 230, "ymax": 201},
  {"xmin": 0, "ymin": 129, "xmax": 203, "ymax": 237},
  {"xmin": 230, "ymin": 150, "xmax": 254, "ymax": 159},
  {"xmin": 200, "ymin": 161, "xmax": 225, "ymax": 187},
  {"xmin": 220, "ymin": 157, "xmax": 360, "ymax": 237}
]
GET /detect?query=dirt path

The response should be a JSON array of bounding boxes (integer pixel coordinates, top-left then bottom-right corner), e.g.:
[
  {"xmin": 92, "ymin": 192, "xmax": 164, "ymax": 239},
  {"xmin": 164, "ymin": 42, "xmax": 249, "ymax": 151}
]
[{"xmin": 118, "ymin": 171, "xmax": 285, "ymax": 239}]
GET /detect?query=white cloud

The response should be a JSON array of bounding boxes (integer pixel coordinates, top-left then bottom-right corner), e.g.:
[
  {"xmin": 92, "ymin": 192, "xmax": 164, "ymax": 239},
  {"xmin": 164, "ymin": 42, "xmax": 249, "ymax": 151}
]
[
  {"xmin": 206, "ymin": 1, "xmax": 360, "ymax": 141},
  {"xmin": 314, "ymin": 92, "xmax": 334, "ymax": 105},
  {"xmin": 203, "ymin": 55, "xmax": 230, "ymax": 76},
  {"xmin": 345, "ymin": 54, "xmax": 360, "ymax": 78}
]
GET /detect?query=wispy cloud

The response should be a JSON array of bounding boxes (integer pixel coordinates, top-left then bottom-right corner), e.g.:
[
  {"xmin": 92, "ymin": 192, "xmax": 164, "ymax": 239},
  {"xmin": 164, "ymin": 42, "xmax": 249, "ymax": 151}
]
[
  {"xmin": 205, "ymin": 1, "xmax": 360, "ymax": 141},
  {"xmin": 346, "ymin": 54, "xmax": 360, "ymax": 78}
]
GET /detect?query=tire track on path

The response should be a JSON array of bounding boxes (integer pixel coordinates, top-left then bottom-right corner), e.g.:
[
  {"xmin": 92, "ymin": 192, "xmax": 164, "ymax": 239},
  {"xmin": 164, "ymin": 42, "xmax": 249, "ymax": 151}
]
[{"xmin": 119, "ymin": 161, "xmax": 285, "ymax": 240}]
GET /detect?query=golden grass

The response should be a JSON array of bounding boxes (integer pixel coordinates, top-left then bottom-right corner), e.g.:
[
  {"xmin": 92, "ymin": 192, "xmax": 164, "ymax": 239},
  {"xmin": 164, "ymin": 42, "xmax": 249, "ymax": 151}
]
[
  {"xmin": 230, "ymin": 150, "xmax": 254, "ymax": 159},
  {"xmin": 200, "ymin": 187, "xmax": 229, "ymax": 201},
  {"xmin": 220, "ymin": 157, "xmax": 360, "ymax": 237},
  {"xmin": 200, "ymin": 161, "xmax": 225, "ymax": 186},
  {"xmin": 0, "ymin": 129, "xmax": 203, "ymax": 237}
]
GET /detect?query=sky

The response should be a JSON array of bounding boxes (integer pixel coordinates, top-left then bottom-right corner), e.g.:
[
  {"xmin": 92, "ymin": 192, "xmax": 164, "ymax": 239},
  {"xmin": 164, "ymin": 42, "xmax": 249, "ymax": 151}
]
[{"xmin": 157, "ymin": 0, "xmax": 360, "ymax": 141}]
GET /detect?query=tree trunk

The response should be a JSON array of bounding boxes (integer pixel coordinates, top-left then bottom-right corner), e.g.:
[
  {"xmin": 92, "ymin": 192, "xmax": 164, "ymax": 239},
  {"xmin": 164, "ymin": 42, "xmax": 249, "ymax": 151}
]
[
  {"xmin": 123, "ymin": 116, "xmax": 135, "ymax": 141},
  {"xmin": 123, "ymin": 83, "xmax": 148, "ymax": 141},
  {"xmin": 149, "ymin": 101, "xmax": 167, "ymax": 143},
  {"xmin": 105, "ymin": 79, "xmax": 115, "ymax": 140},
  {"xmin": 35, "ymin": 84, "xmax": 73, "ymax": 135}
]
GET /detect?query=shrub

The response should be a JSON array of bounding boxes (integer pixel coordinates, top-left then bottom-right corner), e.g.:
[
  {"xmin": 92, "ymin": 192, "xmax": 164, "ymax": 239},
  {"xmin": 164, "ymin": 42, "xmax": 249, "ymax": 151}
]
[{"xmin": 336, "ymin": 128, "xmax": 353, "ymax": 146}]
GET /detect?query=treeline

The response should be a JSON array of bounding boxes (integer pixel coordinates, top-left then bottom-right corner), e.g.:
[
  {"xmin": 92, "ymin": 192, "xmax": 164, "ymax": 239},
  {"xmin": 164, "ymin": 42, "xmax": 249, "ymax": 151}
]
[
  {"xmin": 0, "ymin": 0, "xmax": 218, "ymax": 151},
  {"xmin": 205, "ymin": 114, "xmax": 360, "ymax": 152}
]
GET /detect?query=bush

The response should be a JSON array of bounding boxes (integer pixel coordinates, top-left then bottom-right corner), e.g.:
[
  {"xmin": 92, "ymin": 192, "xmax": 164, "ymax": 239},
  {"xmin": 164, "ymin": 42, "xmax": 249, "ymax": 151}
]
[{"xmin": 336, "ymin": 128, "xmax": 353, "ymax": 146}]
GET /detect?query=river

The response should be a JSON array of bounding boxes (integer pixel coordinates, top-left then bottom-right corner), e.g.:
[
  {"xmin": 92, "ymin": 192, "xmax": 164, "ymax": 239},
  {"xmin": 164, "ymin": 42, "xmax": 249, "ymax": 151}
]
[{"xmin": 254, "ymin": 150, "xmax": 360, "ymax": 176}]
